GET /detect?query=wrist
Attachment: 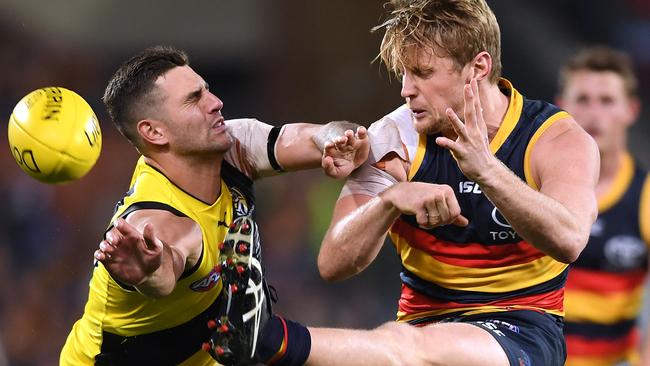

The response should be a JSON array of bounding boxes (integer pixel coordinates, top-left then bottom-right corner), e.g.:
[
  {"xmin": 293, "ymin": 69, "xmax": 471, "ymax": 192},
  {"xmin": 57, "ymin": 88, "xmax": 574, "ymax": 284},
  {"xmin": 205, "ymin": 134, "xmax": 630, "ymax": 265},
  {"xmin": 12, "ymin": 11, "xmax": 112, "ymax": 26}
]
[
  {"xmin": 473, "ymin": 156, "xmax": 503, "ymax": 188},
  {"xmin": 378, "ymin": 184, "xmax": 400, "ymax": 216}
]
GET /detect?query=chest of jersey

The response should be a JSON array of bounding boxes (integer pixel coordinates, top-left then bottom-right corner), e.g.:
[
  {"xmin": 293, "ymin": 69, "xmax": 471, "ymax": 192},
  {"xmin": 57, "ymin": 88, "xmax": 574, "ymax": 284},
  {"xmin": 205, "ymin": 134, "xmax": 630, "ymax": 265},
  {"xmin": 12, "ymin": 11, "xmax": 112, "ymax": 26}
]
[{"xmin": 405, "ymin": 97, "xmax": 562, "ymax": 246}]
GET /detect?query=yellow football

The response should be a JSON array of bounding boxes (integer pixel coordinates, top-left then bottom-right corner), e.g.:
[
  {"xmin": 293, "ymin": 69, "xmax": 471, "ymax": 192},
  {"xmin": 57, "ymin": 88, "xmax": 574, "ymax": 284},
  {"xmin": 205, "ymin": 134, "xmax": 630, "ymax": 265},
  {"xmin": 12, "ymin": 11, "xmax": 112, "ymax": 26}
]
[{"xmin": 7, "ymin": 87, "xmax": 102, "ymax": 184}]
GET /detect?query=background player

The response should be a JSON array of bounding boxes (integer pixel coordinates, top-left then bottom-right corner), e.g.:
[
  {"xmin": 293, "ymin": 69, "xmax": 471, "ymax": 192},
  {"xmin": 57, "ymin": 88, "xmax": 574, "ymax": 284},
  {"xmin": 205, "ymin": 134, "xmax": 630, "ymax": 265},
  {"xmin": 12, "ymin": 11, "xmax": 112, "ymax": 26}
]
[{"xmin": 556, "ymin": 46, "xmax": 650, "ymax": 366}]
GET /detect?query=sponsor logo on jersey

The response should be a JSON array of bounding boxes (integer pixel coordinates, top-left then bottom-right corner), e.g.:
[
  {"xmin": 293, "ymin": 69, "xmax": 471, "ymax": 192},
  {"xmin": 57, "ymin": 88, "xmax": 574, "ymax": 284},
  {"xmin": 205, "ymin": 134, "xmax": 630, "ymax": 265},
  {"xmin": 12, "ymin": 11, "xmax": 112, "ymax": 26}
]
[
  {"xmin": 459, "ymin": 181, "xmax": 482, "ymax": 194},
  {"xmin": 231, "ymin": 187, "xmax": 251, "ymax": 217},
  {"xmin": 489, "ymin": 207, "xmax": 520, "ymax": 241},
  {"xmin": 190, "ymin": 267, "xmax": 221, "ymax": 292},
  {"xmin": 590, "ymin": 218, "xmax": 604, "ymax": 237},
  {"xmin": 604, "ymin": 235, "xmax": 647, "ymax": 270}
]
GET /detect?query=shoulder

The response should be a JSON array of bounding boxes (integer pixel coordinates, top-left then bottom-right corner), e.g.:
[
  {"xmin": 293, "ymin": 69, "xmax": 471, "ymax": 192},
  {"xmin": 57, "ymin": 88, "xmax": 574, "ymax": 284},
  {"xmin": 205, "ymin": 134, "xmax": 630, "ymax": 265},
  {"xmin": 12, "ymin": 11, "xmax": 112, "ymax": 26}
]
[
  {"xmin": 535, "ymin": 114, "xmax": 594, "ymax": 147},
  {"xmin": 527, "ymin": 114, "xmax": 599, "ymax": 187},
  {"xmin": 367, "ymin": 105, "xmax": 416, "ymax": 164},
  {"xmin": 225, "ymin": 118, "xmax": 272, "ymax": 139},
  {"xmin": 223, "ymin": 118, "xmax": 274, "ymax": 179},
  {"xmin": 640, "ymin": 171, "xmax": 650, "ymax": 245}
]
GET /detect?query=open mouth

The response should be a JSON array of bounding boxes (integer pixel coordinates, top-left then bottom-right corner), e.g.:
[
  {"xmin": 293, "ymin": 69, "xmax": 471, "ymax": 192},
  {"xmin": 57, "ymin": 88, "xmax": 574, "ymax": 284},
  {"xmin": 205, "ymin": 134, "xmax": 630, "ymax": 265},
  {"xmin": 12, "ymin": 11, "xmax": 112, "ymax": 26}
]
[
  {"xmin": 212, "ymin": 117, "xmax": 225, "ymax": 129},
  {"xmin": 411, "ymin": 108, "xmax": 427, "ymax": 119}
]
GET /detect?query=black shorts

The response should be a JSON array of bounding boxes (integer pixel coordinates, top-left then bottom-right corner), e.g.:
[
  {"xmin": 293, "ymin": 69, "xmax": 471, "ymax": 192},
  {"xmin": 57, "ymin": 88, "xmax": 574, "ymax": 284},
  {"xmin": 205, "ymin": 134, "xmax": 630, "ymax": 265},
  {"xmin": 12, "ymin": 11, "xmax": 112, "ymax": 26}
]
[{"xmin": 442, "ymin": 310, "xmax": 566, "ymax": 366}]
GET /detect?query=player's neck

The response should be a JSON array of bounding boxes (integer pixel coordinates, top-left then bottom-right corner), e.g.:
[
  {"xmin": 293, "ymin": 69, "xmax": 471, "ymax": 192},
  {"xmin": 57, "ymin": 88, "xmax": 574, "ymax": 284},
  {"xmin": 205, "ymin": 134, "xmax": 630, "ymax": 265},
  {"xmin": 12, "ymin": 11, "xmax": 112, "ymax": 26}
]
[
  {"xmin": 144, "ymin": 154, "xmax": 224, "ymax": 204},
  {"xmin": 482, "ymin": 82, "xmax": 510, "ymax": 142},
  {"xmin": 596, "ymin": 149, "xmax": 628, "ymax": 197}
]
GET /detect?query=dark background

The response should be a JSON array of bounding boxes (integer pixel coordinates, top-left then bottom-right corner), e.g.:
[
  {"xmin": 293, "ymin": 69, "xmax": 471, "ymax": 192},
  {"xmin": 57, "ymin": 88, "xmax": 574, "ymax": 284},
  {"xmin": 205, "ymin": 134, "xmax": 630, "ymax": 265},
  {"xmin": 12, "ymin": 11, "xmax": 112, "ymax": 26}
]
[{"xmin": 0, "ymin": 1, "xmax": 648, "ymax": 364}]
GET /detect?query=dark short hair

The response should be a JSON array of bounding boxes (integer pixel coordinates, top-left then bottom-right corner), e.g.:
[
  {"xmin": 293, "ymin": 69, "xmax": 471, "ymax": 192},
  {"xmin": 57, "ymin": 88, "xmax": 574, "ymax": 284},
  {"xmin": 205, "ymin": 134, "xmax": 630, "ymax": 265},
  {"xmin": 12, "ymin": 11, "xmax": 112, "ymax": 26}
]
[
  {"xmin": 558, "ymin": 46, "xmax": 638, "ymax": 97},
  {"xmin": 103, "ymin": 46, "xmax": 189, "ymax": 146}
]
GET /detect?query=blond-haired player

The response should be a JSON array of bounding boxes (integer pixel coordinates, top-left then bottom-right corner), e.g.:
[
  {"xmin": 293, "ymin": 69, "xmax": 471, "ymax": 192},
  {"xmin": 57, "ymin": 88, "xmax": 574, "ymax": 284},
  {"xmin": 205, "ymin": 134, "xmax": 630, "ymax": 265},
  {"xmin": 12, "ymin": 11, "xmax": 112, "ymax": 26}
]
[{"xmin": 211, "ymin": 1, "xmax": 600, "ymax": 365}]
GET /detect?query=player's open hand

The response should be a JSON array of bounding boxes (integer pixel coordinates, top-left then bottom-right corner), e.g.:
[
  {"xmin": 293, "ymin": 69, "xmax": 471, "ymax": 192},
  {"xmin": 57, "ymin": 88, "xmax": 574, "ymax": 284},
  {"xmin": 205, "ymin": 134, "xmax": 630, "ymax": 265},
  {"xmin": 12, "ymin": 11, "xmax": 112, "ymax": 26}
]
[
  {"xmin": 381, "ymin": 182, "xmax": 469, "ymax": 229},
  {"xmin": 94, "ymin": 218, "xmax": 164, "ymax": 286},
  {"xmin": 435, "ymin": 78, "xmax": 499, "ymax": 181},
  {"xmin": 322, "ymin": 126, "xmax": 369, "ymax": 179}
]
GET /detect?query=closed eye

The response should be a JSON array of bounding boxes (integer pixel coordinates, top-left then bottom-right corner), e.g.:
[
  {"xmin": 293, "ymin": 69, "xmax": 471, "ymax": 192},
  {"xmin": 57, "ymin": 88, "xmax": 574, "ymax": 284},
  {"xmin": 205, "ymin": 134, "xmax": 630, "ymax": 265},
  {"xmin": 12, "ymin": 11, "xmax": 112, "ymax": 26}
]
[
  {"xmin": 411, "ymin": 67, "xmax": 434, "ymax": 79},
  {"xmin": 183, "ymin": 82, "xmax": 210, "ymax": 105},
  {"xmin": 184, "ymin": 88, "xmax": 202, "ymax": 104}
]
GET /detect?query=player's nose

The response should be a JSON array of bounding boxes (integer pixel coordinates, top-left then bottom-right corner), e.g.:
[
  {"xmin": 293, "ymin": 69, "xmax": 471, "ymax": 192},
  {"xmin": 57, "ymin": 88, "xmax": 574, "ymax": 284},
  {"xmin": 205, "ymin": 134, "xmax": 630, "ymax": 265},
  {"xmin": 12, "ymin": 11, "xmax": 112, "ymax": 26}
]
[
  {"xmin": 206, "ymin": 91, "xmax": 223, "ymax": 114},
  {"xmin": 401, "ymin": 72, "xmax": 417, "ymax": 99}
]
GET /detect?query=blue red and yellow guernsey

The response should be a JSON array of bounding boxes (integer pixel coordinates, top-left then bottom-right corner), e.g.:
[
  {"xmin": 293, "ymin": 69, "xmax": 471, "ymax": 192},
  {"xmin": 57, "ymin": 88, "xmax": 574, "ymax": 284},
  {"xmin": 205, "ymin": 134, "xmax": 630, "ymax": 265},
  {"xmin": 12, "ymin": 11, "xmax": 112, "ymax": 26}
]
[
  {"xmin": 391, "ymin": 79, "xmax": 571, "ymax": 323},
  {"xmin": 564, "ymin": 153, "xmax": 650, "ymax": 366}
]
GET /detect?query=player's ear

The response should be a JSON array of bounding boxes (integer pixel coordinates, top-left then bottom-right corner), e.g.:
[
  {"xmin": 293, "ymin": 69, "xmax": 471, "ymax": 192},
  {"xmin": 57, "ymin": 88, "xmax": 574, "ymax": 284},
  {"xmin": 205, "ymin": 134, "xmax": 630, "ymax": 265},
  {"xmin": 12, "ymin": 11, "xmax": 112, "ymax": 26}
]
[
  {"xmin": 137, "ymin": 118, "xmax": 169, "ymax": 146},
  {"xmin": 470, "ymin": 51, "xmax": 492, "ymax": 82},
  {"xmin": 626, "ymin": 96, "xmax": 641, "ymax": 126}
]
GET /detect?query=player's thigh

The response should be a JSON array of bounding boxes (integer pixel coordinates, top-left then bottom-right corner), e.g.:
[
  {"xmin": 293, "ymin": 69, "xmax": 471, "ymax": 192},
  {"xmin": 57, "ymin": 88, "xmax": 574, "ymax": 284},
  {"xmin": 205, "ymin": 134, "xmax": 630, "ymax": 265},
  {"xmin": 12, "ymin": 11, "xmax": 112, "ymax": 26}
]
[{"xmin": 417, "ymin": 322, "xmax": 510, "ymax": 366}]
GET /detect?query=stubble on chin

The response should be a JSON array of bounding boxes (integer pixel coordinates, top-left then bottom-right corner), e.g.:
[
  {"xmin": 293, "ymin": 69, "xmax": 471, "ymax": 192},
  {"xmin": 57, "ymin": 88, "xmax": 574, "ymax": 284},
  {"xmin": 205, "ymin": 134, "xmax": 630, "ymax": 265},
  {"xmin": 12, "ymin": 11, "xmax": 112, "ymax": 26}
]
[{"xmin": 413, "ymin": 117, "xmax": 442, "ymax": 135}]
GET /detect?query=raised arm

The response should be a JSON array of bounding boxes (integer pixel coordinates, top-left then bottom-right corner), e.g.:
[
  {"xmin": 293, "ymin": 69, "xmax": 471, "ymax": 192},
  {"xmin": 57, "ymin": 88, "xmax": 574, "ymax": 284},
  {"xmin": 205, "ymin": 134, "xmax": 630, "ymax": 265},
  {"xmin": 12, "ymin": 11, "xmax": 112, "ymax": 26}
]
[
  {"xmin": 94, "ymin": 210, "xmax": 202, "ymax": 297},
  {"xmin": 437, "ymin": 79, "xmax": 599, "ymax": 263},
  {"xmin": 225, "ymin": 119, "xmax": 368, "ymax": 179},
  {"xmin": 277, "ymin": 121, "xmax": 369, "ymax": 178},
  {"xmin": 318, "ymin": 150, "xmax": 469, "ymax": 281},
  {"xmin": 317, "ymin": 163, "xmax": 400, "ymax": 281}
]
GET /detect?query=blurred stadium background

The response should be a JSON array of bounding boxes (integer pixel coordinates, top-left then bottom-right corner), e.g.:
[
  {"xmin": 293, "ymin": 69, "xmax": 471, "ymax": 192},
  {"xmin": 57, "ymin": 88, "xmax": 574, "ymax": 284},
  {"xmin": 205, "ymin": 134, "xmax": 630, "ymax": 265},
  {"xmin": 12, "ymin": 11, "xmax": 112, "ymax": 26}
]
[{"xmin": 0, "ymin": 1, "xmax": 648, "ymax": 365}]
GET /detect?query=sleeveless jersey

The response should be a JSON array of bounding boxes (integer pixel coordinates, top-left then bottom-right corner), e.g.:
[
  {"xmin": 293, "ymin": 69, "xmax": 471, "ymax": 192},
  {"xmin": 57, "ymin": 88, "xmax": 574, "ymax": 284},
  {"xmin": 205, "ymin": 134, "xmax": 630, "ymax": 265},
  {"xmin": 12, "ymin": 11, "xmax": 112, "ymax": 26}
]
[
  {"xmin": 60, "ymin": 117, "xmax": 276, "ymax": 365},
  {"xmin": 564, "ymin": 153, "xmax": 650, "ymax": 366},
  {"xmin": 389, "ymin": 79, "xmax": 572, "ymax": 323}
]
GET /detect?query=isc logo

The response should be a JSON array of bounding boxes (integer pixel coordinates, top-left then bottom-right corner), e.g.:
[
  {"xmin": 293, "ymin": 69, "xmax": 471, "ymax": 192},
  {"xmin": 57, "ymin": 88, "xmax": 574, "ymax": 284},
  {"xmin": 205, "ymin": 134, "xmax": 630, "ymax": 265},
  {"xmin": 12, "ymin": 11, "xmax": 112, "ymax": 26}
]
[{"xmin": 459, "ymin": 181, "xmax": 482, "ymax": 194}]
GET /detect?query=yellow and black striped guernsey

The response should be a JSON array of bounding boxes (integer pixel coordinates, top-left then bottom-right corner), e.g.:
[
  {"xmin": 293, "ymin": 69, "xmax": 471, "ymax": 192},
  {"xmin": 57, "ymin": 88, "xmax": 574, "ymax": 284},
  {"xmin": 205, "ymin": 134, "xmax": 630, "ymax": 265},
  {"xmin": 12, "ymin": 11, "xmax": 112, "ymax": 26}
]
[{"xmin": 60, "ymin": 156, "xmax": 256, "ymax": 365}]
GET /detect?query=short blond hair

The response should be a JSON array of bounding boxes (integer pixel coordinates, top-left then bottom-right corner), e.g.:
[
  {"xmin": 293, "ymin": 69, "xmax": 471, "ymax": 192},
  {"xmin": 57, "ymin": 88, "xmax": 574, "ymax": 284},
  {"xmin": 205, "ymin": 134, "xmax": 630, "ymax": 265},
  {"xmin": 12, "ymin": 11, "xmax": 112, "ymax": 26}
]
[{"xmin": 374, "ymin": 0, "xmax": 502, "ymax": 83}]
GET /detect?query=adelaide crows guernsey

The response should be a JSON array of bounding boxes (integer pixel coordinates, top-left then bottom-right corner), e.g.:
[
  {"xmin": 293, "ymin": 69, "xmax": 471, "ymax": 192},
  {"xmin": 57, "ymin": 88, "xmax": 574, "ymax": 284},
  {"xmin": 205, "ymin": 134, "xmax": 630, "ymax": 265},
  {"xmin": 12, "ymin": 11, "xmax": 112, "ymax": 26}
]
[
  {"xmin": 340, "ymin": 79, "xmax": 571, "ymax": 324},
  {"xmin": 390, "ymin": 80, "xmax": 572, "ymax": 323},
  {"xmin": 564, "ymin": 153, "xmax": 650, "ymax": 366}
]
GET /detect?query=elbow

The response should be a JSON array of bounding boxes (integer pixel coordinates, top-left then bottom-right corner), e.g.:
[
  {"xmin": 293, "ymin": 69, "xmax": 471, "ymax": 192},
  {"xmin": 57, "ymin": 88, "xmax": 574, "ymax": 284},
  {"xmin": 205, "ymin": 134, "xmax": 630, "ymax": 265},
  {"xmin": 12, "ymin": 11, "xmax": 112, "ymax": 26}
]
[
  {"xmin": 552, "ymin": 233, "xmax": 589, "ymax": 264},
  {"xmin": 317, "ymin": 240, "xmax": 364, "ymax": 282},
  {"xmin": 554, "ymin": 250, "xmax": 579, "ymax": 264},
  {"xmin": 317, "ymin": 253, "xmax": 353, "ymax": 282}
]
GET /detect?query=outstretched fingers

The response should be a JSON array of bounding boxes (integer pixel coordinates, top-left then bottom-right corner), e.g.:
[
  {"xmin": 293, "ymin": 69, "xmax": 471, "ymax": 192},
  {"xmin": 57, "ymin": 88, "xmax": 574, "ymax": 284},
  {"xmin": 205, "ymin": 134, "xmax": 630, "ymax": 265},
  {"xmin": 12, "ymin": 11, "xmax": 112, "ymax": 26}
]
[
  {"xmin": 142, "ymin": 223, "xmax": 160, "ymax": 250},
  {"xmin": 435, "ymin": 108, "xmax": 464, "ymax": 153},
  {"xmin": 114, "ymin": 217, "xmax": 142, "ymax": 241},
  {"xmin": 463, "ymin": 82, "xmax": 478, "ymax": 130},
  {"xmin": 326, "ymin": 126, "xmax": 368, "ymax": 153},
  {"xmin": 469, "ymin": 78, "xmax": 488, "ymax": 136},
  {"xmin": 321, "ymin": 147, "xmax": 338, "ymax": 177},
  {"xmin": 356, "ymin": 126, "xmax": 367, "ymax": 140},
  {"xmin": 95, "ymin": 224, "xmax": 123, "ymax": 262}
]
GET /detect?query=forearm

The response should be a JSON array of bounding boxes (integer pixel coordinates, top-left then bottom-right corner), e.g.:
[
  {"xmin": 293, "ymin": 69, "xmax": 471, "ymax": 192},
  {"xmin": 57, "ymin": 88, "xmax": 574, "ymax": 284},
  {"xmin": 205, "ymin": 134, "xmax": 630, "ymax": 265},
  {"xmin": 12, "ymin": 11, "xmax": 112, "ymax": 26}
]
[
  {"xmin": 311, "ymin": 121, "xmax": 361, "ymax": 152},
  {"xmin": 318, "ymin": 195, "xmax": 400, "ymax": 281},
  {"xmin": 477, "ymin": 160, "xmax": 589, "ymax": 263},
  {"xmin": 276, "ymin": 121, "xmax": 361, "ymax": 171}
]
